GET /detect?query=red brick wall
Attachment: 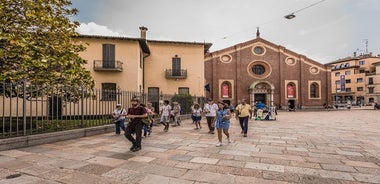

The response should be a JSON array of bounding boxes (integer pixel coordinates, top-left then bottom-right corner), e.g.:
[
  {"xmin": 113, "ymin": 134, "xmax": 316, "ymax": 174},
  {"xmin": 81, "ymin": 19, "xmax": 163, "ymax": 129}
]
[{"xmin": 205, "ymin": 39, "xmax": 331, "ymax": 108}]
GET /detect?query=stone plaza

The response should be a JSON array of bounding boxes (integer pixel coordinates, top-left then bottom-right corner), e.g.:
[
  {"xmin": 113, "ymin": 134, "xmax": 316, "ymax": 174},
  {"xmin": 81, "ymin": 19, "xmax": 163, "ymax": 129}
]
[{"xmin": 0, "ymin": 108, "xmax": 379, "ymax": 183}]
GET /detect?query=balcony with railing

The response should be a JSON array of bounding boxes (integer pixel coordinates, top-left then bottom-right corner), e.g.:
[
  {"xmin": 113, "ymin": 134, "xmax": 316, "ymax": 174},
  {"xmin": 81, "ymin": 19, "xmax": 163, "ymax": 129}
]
[
  {"xmin": 165, "ymin": 69, "xmax": 187, "ymax": 79},
  {"xmin": 93, "ymin": 60, "xmax": 123, "ymax": 72}
]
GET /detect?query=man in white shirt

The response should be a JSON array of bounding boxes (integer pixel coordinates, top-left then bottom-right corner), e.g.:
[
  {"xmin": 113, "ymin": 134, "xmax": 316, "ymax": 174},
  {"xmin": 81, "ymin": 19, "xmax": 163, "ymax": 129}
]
[{"xmin": 203, "ymin": 99, "xmax": 218, "ymax": 134}]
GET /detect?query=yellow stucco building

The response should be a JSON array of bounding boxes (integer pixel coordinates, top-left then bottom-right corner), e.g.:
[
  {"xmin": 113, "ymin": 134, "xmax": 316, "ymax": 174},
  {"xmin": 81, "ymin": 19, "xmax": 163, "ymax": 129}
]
[{"xmin": 74, "ymin": 27, "xmax": 211, "ymax": 105}]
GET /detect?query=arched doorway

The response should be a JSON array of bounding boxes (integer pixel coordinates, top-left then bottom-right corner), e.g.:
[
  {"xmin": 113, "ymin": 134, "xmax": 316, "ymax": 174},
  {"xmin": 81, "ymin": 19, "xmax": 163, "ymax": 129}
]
[{"xmin": 249, "ymin": 81, "xmax": 274, "ymax": 106}]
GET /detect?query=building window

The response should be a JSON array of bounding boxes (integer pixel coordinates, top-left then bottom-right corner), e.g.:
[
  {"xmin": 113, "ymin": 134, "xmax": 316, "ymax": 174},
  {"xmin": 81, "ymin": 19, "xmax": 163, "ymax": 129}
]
[
  {"xmin": 287, "ymin": 83, "xmax": 296, "ymax": 98},
  {"xmin": 369, "ymin": 98, "xmax": 374, "ymax": 103},
  {"xmin": 345, "ymin": 79, "xmax": 351, "ymax": 84},
  {"xmin": 221, "ymin": 81, "xmax": 232, "ymax": 98},
  {"xmin": 335, "ymin": 72, "xmax": 340, "ymax": 77},
  {"xmin": 345, "ymin": 63, "xmax": 350, "ymax": 67},
  {"xmin": 359, "ymin": 70, "xmax": 365, "ymax": 73},
  {"xmin": 357, "ymin": 87, "xmax": 363, "ymax": 91},
  {"xmin": 172, "ymin": 55, "xmax": 181, "ymax": 76},
  {"xmin": 368, "ymin": 87, "xmax": 374, "ymax": 94},
  {"xmin": 335, "ymin": 80, "xmax": 340, "ymax": 85},
  {"xmin": 359, "ymin": 60, "xmax": 365, "ymax": 65},
  {"xmin": 310, "ymin": 83, "xmax": 319, "ymax": 98},
  {"xmin": 252, "ymin": 64, "xmax": 265, "ymax": 75},
  {"xmin": 369, "ymin": 77, "xmax": 373, "ymax": 84},
  {"xmin": 346, "ymin": 88, "xmax": 351, "ymax": 92},
  {"xmin": 357, "ymin": 78, "xmax": 363, "ymax": 83},
  {"xmin": 101, "ymin": 83, "xmax": 116, "ymax": 101},
  {"xmin": 345, "ymin": 70, "xmax": 350, "ymax": 75},
  {"xmin": 102, "ymin": 44, "xmax": 115, "ymax": 68},
  {"xmin": 148, "ymin": 87, "xmax": 159, "ymax": 102},
  {"xmin": 253, "ymin": 46, "xmax": 264, "ymax": 55},
  {"xmin": 178, "ymin": 87, "xmax": 189, "ymax": 94}
]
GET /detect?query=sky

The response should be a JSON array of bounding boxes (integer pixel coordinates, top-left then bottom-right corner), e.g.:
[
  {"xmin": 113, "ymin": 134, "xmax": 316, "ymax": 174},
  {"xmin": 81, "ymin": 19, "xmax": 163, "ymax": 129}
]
[{"xmin": 70, "ymin": 0, "xmax": 380, "ymax": 64}]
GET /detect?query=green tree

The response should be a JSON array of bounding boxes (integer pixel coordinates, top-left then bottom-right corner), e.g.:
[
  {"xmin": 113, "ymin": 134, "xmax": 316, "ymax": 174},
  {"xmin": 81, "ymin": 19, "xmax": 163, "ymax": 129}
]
[
  {"xmin": 0, "ymin": 0, "xmax": 94, "ymax": 94},
  {"xmin": 171, "ymin": 94, "xmax": 193, "ymax": 114}
]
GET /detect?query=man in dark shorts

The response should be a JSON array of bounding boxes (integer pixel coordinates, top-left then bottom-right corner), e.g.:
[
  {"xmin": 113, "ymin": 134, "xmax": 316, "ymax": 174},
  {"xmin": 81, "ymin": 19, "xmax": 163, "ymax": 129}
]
[{"xmin": 125, "ymin": 98, "xmax": 147, "ymax": 152}]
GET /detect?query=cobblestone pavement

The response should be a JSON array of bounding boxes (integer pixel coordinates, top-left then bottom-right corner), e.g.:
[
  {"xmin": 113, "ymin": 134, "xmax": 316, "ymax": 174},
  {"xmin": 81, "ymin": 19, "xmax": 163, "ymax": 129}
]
[{"xmin": 1, "ymin": 108, "xmax": 380, "ymax": 184}]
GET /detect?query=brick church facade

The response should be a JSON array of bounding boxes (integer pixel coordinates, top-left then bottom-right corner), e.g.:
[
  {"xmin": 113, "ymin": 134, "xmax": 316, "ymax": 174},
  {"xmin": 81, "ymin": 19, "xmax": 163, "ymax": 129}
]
[{"xmin": 204, "ymin": 30, "xmax": 332, "ymax": 109}]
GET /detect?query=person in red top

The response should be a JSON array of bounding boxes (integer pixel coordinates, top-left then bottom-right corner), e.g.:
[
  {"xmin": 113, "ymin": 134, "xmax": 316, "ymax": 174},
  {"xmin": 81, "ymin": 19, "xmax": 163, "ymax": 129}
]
[{"xmin": 125, "ymin": 98, "xmax": 147, "ymax": 152}]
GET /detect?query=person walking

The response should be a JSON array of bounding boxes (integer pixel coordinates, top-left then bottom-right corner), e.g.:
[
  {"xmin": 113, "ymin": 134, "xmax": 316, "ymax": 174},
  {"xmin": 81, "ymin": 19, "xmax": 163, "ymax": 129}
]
[
  {"xmin": 160, "ymin": 100, "xmax": 171, "ymax": 132},
  {"xmin": 215, "ymin": 101, "xmax": 232, "ymax": 147},
  {"xmin": 125, "ymin": 98, "xmax": 147, "ymax": 152},
  {"xmin": 203, "ymin": 99, "xmax": 218, "ymax": 134},
  {"xmin": 235, "ymin": 99, "xmax": 252, "ymax": 137},
  {"xmin": 192, "ymin": 103, "xmax": 202, "ymax": 129},
  {"xmin": 112, "ymin": 104, "xmax": 126, "ymax": 136},
  {"xmin": 172, "ymin": 102, "xmax": 181, "ymax": 126}
]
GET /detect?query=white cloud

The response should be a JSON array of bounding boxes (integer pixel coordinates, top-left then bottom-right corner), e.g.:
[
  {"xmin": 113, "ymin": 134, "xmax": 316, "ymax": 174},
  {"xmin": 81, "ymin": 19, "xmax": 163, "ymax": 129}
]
[{"xmin": 76, "ymin": 22, "xmax": 127, "ymax": 37}]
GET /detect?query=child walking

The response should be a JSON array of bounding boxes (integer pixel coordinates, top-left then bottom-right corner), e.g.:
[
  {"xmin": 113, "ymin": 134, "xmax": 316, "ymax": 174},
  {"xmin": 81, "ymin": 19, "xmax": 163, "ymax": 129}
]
[{"xmin": 192, "ymin": 103, "xmax": 202, "ymax": 129}]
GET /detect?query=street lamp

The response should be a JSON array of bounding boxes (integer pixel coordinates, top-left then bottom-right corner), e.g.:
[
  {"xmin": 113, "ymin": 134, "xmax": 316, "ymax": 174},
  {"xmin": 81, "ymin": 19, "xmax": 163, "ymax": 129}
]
[
  {"xmin": 284, "ymin": 13, "xmax": 296, "ymax": 19},
  {"xmin": 284, "ymin": 0, "xmax": 326, "ymax": 20}
]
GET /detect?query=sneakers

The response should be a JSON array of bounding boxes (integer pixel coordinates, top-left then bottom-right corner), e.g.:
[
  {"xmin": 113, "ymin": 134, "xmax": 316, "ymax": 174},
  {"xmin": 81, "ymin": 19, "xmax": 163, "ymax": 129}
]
[
  {"xmin": 215, "ymin": 142, "xmax": 222, "ymax": 147},
  {"xmin": 227, "ymin": 138, "xmax": 232, "ymax": 143},
  {"xmin": 243, "ymin": 134, "xmax": 247, "ymax": 137},
  {"xmin": 131, "ymin": 146, "xmax": 141, "ymax": 152},
  {"xmin": 130, "ymin": 144, "xmax": 136, "ymax": 151}
]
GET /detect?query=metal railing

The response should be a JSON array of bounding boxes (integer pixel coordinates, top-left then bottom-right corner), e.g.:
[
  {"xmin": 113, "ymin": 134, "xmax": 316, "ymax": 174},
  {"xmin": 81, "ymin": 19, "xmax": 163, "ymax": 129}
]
[
  {"xmin": 165, "ymin": 69, "xmax": 187, "ymax": 79},
  {"xmin": 0, "ymin": 81, "xmax": 145, "ymax": 138},
  {"xmin": 93, "ymin": 60, "xmax": 123, "ymax": 71},
  {"xmin": 0, "ymin": 81, "xmax": 205, "ymax": 139}
]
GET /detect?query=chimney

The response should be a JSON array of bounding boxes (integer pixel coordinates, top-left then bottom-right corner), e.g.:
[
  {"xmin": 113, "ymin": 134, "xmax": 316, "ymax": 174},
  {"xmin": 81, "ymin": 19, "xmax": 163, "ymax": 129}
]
[{"xmin": 139, "ymin": 26, "xmax": 148, "ymax": 39}]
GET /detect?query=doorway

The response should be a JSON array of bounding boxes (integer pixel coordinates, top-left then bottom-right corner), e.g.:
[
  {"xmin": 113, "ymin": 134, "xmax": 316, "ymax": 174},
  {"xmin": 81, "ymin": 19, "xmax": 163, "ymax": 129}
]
[
  {"xmin": 288, "ymin": 100, "xmax": 295, "ymax": 111},
  {"xmin": 254, "ymin": 94, "xmax": 266, "ymax": 105}
]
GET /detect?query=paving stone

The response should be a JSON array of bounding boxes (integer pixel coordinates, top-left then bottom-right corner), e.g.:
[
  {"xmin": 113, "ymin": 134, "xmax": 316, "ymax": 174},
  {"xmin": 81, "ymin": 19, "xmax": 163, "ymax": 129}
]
[
  {"xmin": 235, "ymin": 175, "xmax": 289, "ymax": 184},
  {"xmin": 87, "ymin": 156, "xmax": 126, "ymax": 167},
  {"xmin": 342, "ymin": 160, "xmax": 380, "ymax": 168},
  {"xmin": 245, "ymin": 162, "xmax": 285, "ymax": 173},
  {"xmin": 217, "ymin": 159, "xmax": 245, "ymax": 168},
  {"xmin": 259, "ymin": 158, "xmax": 290, "ymax": 166},
  {"xmin": 76, "ymin": 164, "xmax": 114, "ymax": 175},
  {"xmin": 336, "ymin": 150, "xmax": 363, "ymax": 156},
  {"xmin": 190, "ymin": 157, "xmax": 219, "ymax": 165},
  {"xmin": 0, "ymin": 168, "xmax": 20, "ymax": 179},
  {"xmin": 1, "ymin": 110, "xmax": 380, "ymax": 183},
  {"xmin": 128, "ymin": 155, "xmax": 156, "ymax": 163},
  {"xmin": 262, "ymin": 171, "xmax": 300, "ymax": 183},
  {"xmin": 354, "ymin": 166, "xmax": 380, "ymax": 175},
  {"xmin": 101, "ymin": 168, "xmax": 145, "ymax": 183},
  {"xmin": 318, "ymin": 169, "xmax": 355, "ymax": 181},
  {"xmin": 352, "ymin": 173, "xmax": 380, "ymax": 183},
  {"xmin": 38, "ymin": 167, "xmax": 75, "ymax": 180},
  {"xmin": 320, "ymin": 163, "xmax": 357, "ymax": 172},
  {"xmin": 299, "ymin": 174, "xmax": 341, "ymax": 184},
  {"xmin": 305, "ymin": 156, "xmax": 343, "ymax": 164},
  {"xmin": 139, "ymin": 174, "xmax": 194, "ymax": 184},
  {"xmin": 175, "ymin": 162, "xmax": 203, "ymax": 170},
  {"xmin": 289, "ymin": 160, "xmax": 322, "ymax": 169},
  {"xmin": 0, "ymin": 173, "xmax": 59, "ymax": 184},
  {"xmin": 286, "ymin": 147, "xmax": 308, "ymax": 152},
  {"xmin": 150, "ymin": 158, "xmax": 180, "ymax": 167},
  {"xmin": 0, "ymin": 150, "xmax": 32, "ymax": 158},
  {"xmin": 181, "ymin": 170, "xmax": 235, "ymax": 184},
  {"xmin": 0, "ymin": 158, "xmax": 31, "ymax": 170},
  {"xmin": 219, "ymin": 150, "xmax": 251, "ymax": 156}
]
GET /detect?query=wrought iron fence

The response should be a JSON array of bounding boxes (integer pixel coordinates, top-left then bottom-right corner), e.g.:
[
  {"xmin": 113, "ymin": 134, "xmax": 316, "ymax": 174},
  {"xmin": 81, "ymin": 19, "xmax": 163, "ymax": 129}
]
[{"xmin": 0, "ymin": 81, "xmax": 205, "ymax": 139}]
